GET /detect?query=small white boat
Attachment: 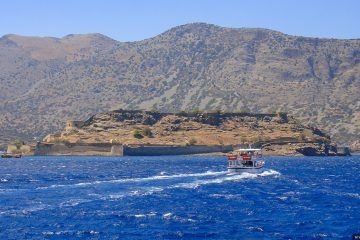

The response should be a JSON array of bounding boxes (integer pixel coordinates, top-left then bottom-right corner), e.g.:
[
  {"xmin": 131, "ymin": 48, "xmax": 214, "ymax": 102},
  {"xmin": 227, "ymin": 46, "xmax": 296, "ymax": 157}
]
[{"xmin": 227, "ymin": 148, "xmax": 264, "ymax": 172}]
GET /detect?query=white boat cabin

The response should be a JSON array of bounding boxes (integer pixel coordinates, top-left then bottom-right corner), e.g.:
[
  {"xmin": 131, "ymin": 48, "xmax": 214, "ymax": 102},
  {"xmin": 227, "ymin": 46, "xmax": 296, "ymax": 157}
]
[{"xmin": 227, "ymin": 148, "xmax": 264, "ymax": 170}]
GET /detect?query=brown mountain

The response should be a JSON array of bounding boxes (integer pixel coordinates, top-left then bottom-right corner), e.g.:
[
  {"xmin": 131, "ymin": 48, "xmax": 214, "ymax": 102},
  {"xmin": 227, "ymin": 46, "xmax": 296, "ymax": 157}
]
[{"xmin": 0, "ymin": 23, "xmax": 359, "ymax": 148}]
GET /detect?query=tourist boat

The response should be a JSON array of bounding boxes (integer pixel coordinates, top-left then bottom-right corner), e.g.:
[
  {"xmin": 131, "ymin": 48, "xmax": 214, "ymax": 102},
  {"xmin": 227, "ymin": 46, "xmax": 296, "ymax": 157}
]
[{"xmin": 227, "ymin": 148, "xmax": 264, "ymax": 172}]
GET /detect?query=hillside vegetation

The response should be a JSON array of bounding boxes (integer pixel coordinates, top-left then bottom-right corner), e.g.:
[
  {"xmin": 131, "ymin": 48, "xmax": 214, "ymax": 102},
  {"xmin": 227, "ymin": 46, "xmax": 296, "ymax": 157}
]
[{"xmin": 0, "ymin": 23, "xmax": 359, "ymax": 147}]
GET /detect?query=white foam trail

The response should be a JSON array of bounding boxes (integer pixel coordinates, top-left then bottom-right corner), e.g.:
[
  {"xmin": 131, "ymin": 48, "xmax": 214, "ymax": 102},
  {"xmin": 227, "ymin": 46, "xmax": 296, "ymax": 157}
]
[
  {"xmin": 37, "ymin": 171, "xmax": 228, "ymax": 189},
  {"xmin": 105, "ymin": 186, "xmax": 166, "ymax": 200},
  {"xmin": 346, "ymin": 193, "xmax": 360, "ymax": 199},
  {"xmin": 173, "ymin": 170, "xmax": 280, "ymax": 189},
  {"xmin": 162, "ymin": 212, "xmax": 173, "ymax": 219},
  {"xmin": 173, "ymin": 173, "xmax": 253, "ymax": 189},
  {"xmin": 37, "ymin": 169, "xmax": 280, "ymax": 191},
  {"xmin": 259, "ymin": 169, "xmax": 281, "ymax": 177},
  {"xmin": 42, "ymin": 230, "xmax": 99, "ymax": 236},
  {"xmin": 91, "ymin": 170, "xmax": 281, "ymax": 201}
]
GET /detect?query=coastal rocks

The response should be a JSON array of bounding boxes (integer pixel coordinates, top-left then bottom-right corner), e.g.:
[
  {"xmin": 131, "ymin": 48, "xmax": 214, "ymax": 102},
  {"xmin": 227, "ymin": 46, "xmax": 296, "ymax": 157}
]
[
  {"xmin": 195, "ymin": 113, "xmax": 221, "ymax": 126},
  {"xmin": 335, "ymin": 147, "xmax": 351, "ymax": 156},
  {"xmin": 165, "ymin": 124, "xmax": 180, "ymax": 132},
  {"xmin": 309, "ymin": 125, "xmax": 329, "ymax": 138},
  {"xmin": 295, "ymin": 143, "xmax": 329, "ymax": 156},
  {"xmin": 249, "ymin": 122, "xmax": 260, "ymax": 129},
  {"xmin": 263, "ymin": 142, "xmax": 332, "ymax": 156},
  {"xmin": 43, "ymin": 133, "xmax": 62, "ymax": 143},
  {"xmin": 143, "ymin": 115, "xmax": 159, "ymax": 125},
  {"xmin": 160, "ymin": 115, "xmax": 184, "ymax": 124},
  {"xmin": 351, "ymin": 140, "xmax": 360, "ymax": 153},
  {"xmin": 93, "ymin": 109, "xmax": 163, "ymax": 126},
  {"xmin": 296, "ymin": 146, "xmax": 326, "ymax": 156}
]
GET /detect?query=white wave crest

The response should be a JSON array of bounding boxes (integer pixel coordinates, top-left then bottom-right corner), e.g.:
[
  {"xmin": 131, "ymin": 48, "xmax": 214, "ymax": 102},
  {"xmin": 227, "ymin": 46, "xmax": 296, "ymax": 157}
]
[
  {"xmin": 259, "ymin": 169, "xmax": 281, "ymax": 177},
  {"xmin": 339, "ymin": 192, "xmax": 360, "ymax": 199},
  {"xmin": 162, "ymin": 212, "xmax": 173, "ymax": 219},
  {"xmin": 59, "ymin": 198, "xmax": 90, "ymax": 207},
  {"xmin": 128, "ymin": 212, "xmax": 157, "ymax": 218},
  {"xmin": 42, "ymin": 230, "xmax": 99, "ymax": 236},
  {"xmin": 172, "ymin": 170, "xmax": 280, "ymax": 189},
  {"xmin": 209, "ymin": 193, "xmax": 242, "ymax": 199}
]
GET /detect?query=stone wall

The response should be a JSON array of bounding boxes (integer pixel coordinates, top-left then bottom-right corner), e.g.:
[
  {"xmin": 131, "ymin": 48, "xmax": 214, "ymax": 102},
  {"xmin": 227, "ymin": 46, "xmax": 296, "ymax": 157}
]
[
  {"xmin": 34, "ymin": 142, "xmax": 123, "ymax": 156},
  {"xmin": 34, "ymin": 142, "xmax": 232, "ymax": 156},
  {"xmin": 123, "ymin": 144, "xmax": 233, "ymax": 156}
]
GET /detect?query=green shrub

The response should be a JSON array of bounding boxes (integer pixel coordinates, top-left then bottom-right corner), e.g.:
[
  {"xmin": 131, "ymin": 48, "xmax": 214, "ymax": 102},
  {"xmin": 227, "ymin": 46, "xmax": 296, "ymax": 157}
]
[
  {"xmin": 133, "ymin": 130, "xmax": 143, "ymax": 139},
  {"xmin": 150, "ymin": 107, "xmax": 159, "ymax": 114},
  {"xmin": 278, "ymin": 112, "xmax": 288, "ymax": 120},
  {"xmin": 299, "ymin": 132, "xmax": 307, "ymax": 141},
  {"xmin": 14, "ymin": 139, "xmax": 25, "ymax": 149},
  {"xmin": 142, "ymin": 127, "xmax": 153, "ymax": 137},
  {"xmin": 110, "ymin": 139, "xmax": 122, "ymax": 145},
  {"xmin": 240, "ymin": 136, "xmax": 247, "ymax": 144}
]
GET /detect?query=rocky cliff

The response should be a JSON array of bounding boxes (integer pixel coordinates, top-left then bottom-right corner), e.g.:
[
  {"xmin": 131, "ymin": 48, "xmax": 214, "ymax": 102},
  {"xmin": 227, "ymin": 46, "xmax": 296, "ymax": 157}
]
[
  {"xmin": 43, "ymin": 109, "xmax": 334, "ymax": 156},
  {"xmin": 0, "ymin": 23, "xmax": 359, "ymax": 147}
]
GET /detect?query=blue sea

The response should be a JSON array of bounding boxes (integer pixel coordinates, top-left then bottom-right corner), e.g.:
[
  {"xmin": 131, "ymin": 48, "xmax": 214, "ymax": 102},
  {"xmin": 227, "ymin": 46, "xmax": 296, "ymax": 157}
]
[{"xmin": 0, "ymin": 155, "xmax": 359, "ymax": 239}]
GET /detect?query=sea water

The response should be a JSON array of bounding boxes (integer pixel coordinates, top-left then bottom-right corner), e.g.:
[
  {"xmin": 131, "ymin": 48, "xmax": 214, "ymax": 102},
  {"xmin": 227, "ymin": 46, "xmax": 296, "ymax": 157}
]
[{"xmin": 0, "ymin": 155, "xmax": 359, "ymax": 239}]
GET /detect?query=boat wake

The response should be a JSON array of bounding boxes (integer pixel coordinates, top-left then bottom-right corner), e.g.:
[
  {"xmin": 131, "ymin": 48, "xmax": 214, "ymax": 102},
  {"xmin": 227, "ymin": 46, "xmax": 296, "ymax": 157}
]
[
  {"xmin": 37, "ymin": 169, "xmax": 280, "ymax": 190},
  {"xmin": 172, "ymin": 169, "xmax": 280, "ymax": 189},
  {"xmin": 100, "ymin": 169, "xmax": 281, "ymax": 200},
  {"xmin": 1, "ymin": 169, "xmax": 280, "ymax": 216},
  {"xmin": 37, "ymin": 170, "xmax": 228, "ymax": 189}
]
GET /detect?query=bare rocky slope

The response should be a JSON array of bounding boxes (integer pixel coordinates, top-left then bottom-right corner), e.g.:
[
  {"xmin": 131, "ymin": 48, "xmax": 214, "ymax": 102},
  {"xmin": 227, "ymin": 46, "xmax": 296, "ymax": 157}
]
[{"xmin": 0, "ymin": 23, "xmax": 359, "ymax": 148}]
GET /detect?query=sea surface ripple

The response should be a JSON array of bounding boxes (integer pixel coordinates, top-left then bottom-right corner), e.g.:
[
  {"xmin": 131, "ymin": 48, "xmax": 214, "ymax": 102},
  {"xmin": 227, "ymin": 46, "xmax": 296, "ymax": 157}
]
[{"xmin": 0, "ymin": 155, "xmax": 359, "ymax": 239}]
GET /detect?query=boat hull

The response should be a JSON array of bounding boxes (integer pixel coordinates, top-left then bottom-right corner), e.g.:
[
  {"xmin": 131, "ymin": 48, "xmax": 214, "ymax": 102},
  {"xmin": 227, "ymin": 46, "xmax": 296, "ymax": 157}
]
[{"xmin": 227, "ymin": 166, "xmax": 264, "ymax": 173}]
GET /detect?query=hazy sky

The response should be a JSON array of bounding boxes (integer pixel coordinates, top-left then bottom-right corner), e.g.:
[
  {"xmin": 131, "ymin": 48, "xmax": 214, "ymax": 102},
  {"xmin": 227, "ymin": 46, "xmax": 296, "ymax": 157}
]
[{"xmin": 1, "ymin": 0, "xmax": 359, "ymax": 41}]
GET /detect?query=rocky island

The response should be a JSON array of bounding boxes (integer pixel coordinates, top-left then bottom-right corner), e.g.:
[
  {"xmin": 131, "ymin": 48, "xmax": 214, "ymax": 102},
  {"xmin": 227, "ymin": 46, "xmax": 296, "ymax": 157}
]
[{"xmin": 34, "ymin": 109, "xmax": 345, "ymax": 156}]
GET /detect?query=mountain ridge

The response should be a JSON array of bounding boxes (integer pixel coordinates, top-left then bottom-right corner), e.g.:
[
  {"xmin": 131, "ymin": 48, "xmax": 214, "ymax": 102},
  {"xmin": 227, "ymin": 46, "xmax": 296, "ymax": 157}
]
[
  {"xmin": 0, "ymin": 23, "xmax": 359, "ymax": 148},
  {"xmin": 2, "ymin": 22, "xmax": 360, "ymax": 41}
]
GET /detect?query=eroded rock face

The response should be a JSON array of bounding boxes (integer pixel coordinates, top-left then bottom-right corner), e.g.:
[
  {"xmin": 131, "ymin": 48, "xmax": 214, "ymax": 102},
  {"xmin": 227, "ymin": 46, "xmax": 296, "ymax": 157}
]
[
  {"xmin": 351, "ymin": 140, "xmax": 360, "ymax": 152},
  {"xmin": 295, "ymin": 144, "xmax": 328, "ymax": 156},
  {"xmin": 85, "ymin": 109, "xmax": 163, "ymax": 127},
  {"xmin": 195, "ymin": 113, "xmax": 221, "ymax": 126}
]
